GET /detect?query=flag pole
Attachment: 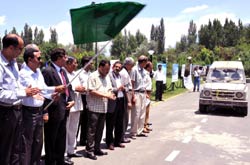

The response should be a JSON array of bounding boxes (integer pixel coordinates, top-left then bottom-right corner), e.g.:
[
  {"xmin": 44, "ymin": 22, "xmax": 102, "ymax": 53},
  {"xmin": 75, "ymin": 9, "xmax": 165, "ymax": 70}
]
[{"xmin": 43, "ymin": 40, "xmax": 111, "ymax": 111}]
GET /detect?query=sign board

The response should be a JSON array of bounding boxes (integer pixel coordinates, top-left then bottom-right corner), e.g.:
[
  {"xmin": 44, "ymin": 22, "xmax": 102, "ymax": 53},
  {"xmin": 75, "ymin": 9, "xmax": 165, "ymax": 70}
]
[{"xmin": 172, "ymin": 63, "xmax": 179, "ymax": 82}]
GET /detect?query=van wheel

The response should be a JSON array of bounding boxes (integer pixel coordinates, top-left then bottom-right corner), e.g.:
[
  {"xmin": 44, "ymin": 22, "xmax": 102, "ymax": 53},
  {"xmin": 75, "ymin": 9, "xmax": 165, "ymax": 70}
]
[
  {"xmin": 199, "ymin": 104, "xmax": 207, "ymax": 113},
  {"xmin": 240, "ymin": 107, "xmax": 248, "ymax": 116}
]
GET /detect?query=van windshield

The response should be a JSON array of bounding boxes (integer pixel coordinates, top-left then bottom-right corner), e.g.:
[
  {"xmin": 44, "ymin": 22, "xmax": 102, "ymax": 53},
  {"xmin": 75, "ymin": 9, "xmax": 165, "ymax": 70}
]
[{"xmin": 207, "ymin": 68, "xmax": 245, "ymax": 83}]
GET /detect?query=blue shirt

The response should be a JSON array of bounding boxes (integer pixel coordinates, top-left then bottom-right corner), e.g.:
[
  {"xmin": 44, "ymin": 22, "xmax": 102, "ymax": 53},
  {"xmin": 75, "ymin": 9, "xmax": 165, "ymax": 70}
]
[
  {"xmin": 0, "ymin": 52, "xmax": 26, "ymax": 105},
  {"xmin": 19, "ymin": 64, "xmax": 55, "ymax": 107}
]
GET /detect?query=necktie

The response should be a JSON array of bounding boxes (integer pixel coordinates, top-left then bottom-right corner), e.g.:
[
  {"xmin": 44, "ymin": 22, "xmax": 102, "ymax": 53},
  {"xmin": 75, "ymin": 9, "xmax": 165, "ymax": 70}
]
[
  {"xmin": 60, "ymin": 69, "xmax": 69, "ymax": 96},
  {"xmin": 8, "ymin": 61, "xmax": 18, "ymax": 79}
]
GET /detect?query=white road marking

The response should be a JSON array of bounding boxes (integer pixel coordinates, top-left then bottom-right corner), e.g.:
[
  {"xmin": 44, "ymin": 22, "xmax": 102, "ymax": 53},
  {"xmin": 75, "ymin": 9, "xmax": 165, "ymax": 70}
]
[
  {"xmin": 201, "ymin": 118, "xmax": 208, "ymax": 123},
  {"xmin": 165, "ymin": 150, "xmax": 180, "ymax": 162},
  {"xmin": 193, "ymin": 126, "xmax": 201, "ymax": 132},
  {"xmin": 182, "ymin": 136, "xmax": 192, "ymax": 143}
]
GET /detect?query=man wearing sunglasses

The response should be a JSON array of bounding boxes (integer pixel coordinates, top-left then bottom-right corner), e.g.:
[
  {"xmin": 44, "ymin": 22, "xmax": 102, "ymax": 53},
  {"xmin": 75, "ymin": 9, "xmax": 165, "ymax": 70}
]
[{"xmin": 19, "ymin": 44, "xmax": 66, "ymax": 165}]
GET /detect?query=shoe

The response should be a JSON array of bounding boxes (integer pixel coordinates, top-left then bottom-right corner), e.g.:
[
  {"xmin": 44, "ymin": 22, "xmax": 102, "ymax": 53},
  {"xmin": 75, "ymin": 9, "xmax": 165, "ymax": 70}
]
[
  {"xmin": 136, "ymin": 133, "xmax": 148, "ymax": 137},
  {"xmin": 67, "ymin": 153, "xmax": 83, "ymax": 158},
  {"xmin": 129, "ymin": 135, "xmax": 136, "ymax": 140},
  {"xmin": 107, "ymin": 144, "xmax": 115, "ymax": 150},
  {"xmin": 94, "ymin": 150, "xmax": 108, "ymax": 156},
  {"xmin": 146, "ymin": 127, "xmax": 153, "ymax": 131},
  {"xmin": 121, "ymin": 138, "xmax": 131, "ymax": 143},
  {"xmin": 114, "ymin": 143, "xmax": 125, "ymax": 148},
  {"xmin": 78, "ymin": 141, "xmax": 86, "ymax": 146},
  {"xmin": 64, "ymin": 157, "xmax": 74, "ymax": 165},
  {"xmin": 86, "ymin": 152, "xmax": 97, "ymax": 160}
]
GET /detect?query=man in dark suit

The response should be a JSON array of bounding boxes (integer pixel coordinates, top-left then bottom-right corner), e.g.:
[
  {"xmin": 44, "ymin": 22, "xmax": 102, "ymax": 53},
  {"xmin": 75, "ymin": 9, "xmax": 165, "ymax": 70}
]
[{"xmin": 42, "ymin": 48, "xmax": 75, "ymax": 165}]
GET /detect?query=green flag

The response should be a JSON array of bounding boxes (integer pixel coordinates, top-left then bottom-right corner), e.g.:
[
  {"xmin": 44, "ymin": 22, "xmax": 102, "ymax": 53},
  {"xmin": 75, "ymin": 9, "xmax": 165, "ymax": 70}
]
[{"xmin": 70, "ymin": 2, "xmax": 145, "ymax": 44}]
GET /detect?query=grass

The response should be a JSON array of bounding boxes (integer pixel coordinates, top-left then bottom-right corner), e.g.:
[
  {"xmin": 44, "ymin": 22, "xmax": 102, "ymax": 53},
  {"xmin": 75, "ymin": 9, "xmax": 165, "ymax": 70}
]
[{"xmin": 150, "ymin": 78, "xmax": 188, "ymax": 101}]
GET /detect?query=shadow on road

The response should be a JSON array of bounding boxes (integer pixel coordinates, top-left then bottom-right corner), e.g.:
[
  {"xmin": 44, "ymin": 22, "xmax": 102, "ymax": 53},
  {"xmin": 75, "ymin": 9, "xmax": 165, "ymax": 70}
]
[{"xmin": 194, "ymin": 108, "xmax": 246, "ymax": 118}]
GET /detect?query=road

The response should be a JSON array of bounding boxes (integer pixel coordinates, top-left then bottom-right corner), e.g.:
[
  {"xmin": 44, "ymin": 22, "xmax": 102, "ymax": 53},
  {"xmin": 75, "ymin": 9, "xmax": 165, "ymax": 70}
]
[{"xmin": 72, "ymin": 85, "xmax": 250, "ymax": 165}]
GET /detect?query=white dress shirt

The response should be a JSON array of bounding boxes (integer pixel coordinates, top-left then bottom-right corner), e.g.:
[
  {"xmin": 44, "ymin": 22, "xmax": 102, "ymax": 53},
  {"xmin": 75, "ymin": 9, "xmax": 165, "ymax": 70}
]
[
  {"xmin": 19, "ymin": 65, "xmax": 55, "ymax": 107},
  {"xmin": 65, "ymin": 69, "xmax": 83, "ymax": 112},
  {"xmin": 0, "ymin": 52, "xmax": 26, "ymax": 105}
]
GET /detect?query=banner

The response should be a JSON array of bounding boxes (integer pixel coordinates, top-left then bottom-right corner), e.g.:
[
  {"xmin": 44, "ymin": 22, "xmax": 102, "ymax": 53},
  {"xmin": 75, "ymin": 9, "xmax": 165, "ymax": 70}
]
[
  {"xmin": 156, "ymin": 63, "xmax": 167, "ymax": 84},
  {"xmin": 172, "ymin": 64, "xmax": 179, "ymax": 82}
]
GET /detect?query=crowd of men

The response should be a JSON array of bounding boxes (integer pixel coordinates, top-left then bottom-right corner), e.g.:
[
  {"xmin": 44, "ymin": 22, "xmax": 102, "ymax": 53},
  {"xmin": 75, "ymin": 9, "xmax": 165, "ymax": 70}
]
[{"xmin": 0, "ymin": 33, "xmax": 159, "ymax": 165}]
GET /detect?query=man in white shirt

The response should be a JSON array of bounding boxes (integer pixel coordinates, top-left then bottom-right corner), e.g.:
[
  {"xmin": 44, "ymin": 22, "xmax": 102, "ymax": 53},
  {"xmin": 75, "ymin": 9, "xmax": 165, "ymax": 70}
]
[
  {"xmin": 64, "ymin": 56, "xmax": 85, "ymax": 158},
  {"xmin": 77, "ymin": 56, "xmax": 93, "ymax": 146},
  {"xmin": 19, "ymin": 44, "xmax": 65, "ymax": 165},
  {"xmin": 154, "ymin": 64, "xmax": 165, "ymax": 101},
  {"xmin": 0, "ymin": 34, "xmax": 41, "ymax": 165}
]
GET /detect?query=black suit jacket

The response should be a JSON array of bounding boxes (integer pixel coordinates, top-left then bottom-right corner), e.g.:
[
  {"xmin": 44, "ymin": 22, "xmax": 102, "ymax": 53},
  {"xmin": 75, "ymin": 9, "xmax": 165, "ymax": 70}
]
[{"xmin": 42, "ymin": 64, "xmax": 73, "ymax": 121}]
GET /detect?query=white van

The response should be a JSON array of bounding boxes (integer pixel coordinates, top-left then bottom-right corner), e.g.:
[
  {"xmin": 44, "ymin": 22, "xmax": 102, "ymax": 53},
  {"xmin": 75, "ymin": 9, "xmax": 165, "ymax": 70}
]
[{"xmin": 199, "ymin": 61, "xmax": 248, "ymax": 116}]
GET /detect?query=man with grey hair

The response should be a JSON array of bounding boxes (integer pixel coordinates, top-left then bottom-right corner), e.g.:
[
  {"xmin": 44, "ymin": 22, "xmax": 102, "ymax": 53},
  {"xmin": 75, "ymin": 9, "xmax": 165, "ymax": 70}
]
[
  {"xmin": 19, "ymin": 44, "xmax": 66, "ymax": 164},
  {"xmin": 130, "ymin": 55, "xmax": 148, "ymax": 139},
  {"xmin": 119, "ymin": 57, "xmax": 134, "ymax": 142}
]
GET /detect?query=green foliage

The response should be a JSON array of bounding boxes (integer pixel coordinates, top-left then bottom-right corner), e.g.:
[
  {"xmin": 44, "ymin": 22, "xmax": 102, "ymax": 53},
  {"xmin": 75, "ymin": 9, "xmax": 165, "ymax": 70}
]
[
  {"xmin": 49, "ymin": 28, "xmax": 58, "ymax": 45},
  {"xmin": 150, "ymin": 18, "xmax": 165, "ymax": 54}
]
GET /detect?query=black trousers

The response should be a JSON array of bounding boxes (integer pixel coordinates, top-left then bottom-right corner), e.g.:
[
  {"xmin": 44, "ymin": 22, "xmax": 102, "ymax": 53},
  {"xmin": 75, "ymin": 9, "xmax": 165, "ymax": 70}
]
[
  {"xmin": 122, "ymin": 102, "xmax": 129, "ymax": 140},
  {"xmin": 44, "ymin": 116, "xmax": 67, "ymax": 165},
  {"xmin": 0, "ymin": 106, "xmax": 22, "ymax": 165},
  {"xmin": 86, "ymin": 111, "xmax": 106, "ymax": 153},
  {"xmin": 20, "ymin": 107, "xmax": 43, "ymax": 165},
  {"xmin": 106, "ymin": 98, "xmax": 125, "ymax": 145},
  {"xmin": 155, "ymin": 81, "xmax": 163, "ymax": 101},
  {"xmin": 78, "ymin": 95, "xmax": 88, "ymax": 145}
]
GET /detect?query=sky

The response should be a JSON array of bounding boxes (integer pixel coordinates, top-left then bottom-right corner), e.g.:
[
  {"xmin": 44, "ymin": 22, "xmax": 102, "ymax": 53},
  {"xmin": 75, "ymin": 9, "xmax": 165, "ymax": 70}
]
[{"xmin": 1, "ymin": 0, "xmax": 250, "ymax": 49}]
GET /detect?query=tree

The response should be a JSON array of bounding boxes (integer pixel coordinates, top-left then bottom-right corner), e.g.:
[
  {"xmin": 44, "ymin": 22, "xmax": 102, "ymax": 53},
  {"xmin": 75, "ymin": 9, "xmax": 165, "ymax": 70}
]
[
  {"xmin": 223, "ymin": 19, "xmax": 239, "ymax": 47},
  {"xmin": 158, "ymin": 18, "xmax": 165, "ymax": 54},
  {"xmin": 150, "ymin": 18, "xmax": 165, "ymax": 54},
  {"xmin": 10, "ymin": 27, "xmax": 18, "ymax": 34},
  {"xmin": 33, "ymin": 27, "xmax": 39, "ymax": 45},
  {"xmin": 49, "ymin": 28, "xmax": 58, "ymax": 44},
  {"xmin": 187, "ymin": 20, "xmax": 197, "ymax": 46},
  {"xmin": 135, "ymin": 29, "xmax": 147, "ymax": 46},
  {"xmin": 176, "ymin": 35, "xmax": 188, "ymax": 52},
  {"xmin": 111, "ymin": 33, "xmax": 126, "ymax": 57},
  {"xmin": 23, "ymin": 23, "xmax": 33, "ymax": 45},
  {"xmin": 36, "ymin": 29, "xmax": 45, "ymax": 45},
  {"xmin": 127, "ymin": 31, "xmax": 137, "ymax": 55},
  {"xmin": 150, "ymin": 25, "xmax": 156, "ymax": 41}
]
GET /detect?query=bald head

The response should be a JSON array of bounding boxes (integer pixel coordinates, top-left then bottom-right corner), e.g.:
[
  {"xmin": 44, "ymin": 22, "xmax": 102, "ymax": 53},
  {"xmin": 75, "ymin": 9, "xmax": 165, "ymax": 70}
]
[
  {"xmin": 1, "ymin": 33, "xmax": 24, "ymax": 61},
  {"xmin": 2, "ymin": 34, "xmax": 23, "ymax": 49}
]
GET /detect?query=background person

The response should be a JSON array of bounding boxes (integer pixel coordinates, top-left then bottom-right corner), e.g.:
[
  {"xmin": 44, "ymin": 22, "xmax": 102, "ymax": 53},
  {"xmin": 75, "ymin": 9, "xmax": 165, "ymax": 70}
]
[
  {"xmin": 193, "ymin": 66, "xmax": 200, "ymax": 92},
  {"xmin": 154, "ymin": 64, "xmax": 165, "ymax": 101}
]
